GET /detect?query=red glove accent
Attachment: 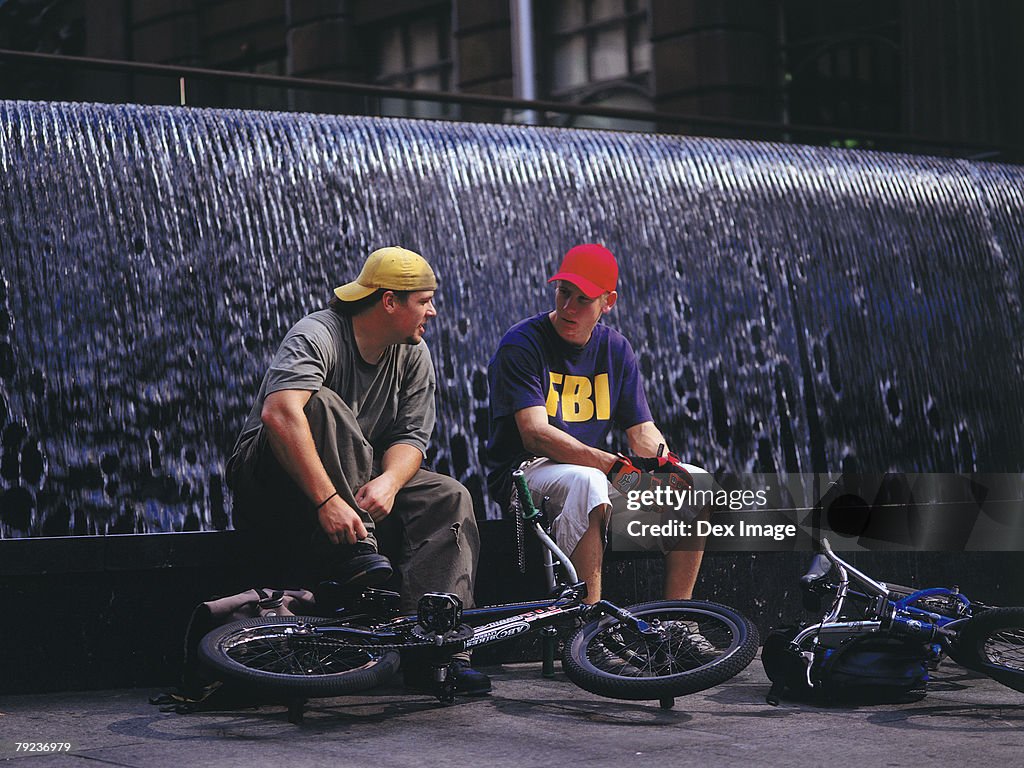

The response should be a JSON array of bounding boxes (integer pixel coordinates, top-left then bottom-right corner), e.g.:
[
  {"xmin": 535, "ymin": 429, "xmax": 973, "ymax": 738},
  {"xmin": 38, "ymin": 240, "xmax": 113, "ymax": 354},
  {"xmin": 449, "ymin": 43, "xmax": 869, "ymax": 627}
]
[
  {"xmin": 627, "ymin": 452, "xmax": 693, "ymax": 492},
  {"xmin": 607, "ymin": 456, "xmax": 648, "ymax": 495},
  {"xmin": 656, "ymin": 451, "xmax": 694, "ymax": 492}
]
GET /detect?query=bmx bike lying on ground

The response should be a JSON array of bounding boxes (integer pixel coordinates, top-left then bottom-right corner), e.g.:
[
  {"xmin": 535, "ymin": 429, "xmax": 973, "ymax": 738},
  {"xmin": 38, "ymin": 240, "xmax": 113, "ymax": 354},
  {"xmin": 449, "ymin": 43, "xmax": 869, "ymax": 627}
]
[
  {"xmin": 771, "ymin": 537, "xmax": 1024, "ymax": 704},
  {"xmin": 200, "ymin": 471, "xmax": 759, "ymax": 722}
]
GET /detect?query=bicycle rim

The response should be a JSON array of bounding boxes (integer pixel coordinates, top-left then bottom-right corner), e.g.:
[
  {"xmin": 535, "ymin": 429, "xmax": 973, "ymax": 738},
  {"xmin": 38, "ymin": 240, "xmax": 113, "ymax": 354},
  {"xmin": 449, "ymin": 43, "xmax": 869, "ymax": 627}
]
[
  {"xmin": 952, "ymin": 607, "xmax": 1024, "ymax": 694},
  {"xmin": 563, "ymin": 600, "xmax": 759, "ymax": 700},
  {"xmin": 199, "ymin": 616, "xmax": 400, "ymax": 697},
  {"xmin": 981, "ymin": 625, "xmax": 1024, "ymax": 672}
]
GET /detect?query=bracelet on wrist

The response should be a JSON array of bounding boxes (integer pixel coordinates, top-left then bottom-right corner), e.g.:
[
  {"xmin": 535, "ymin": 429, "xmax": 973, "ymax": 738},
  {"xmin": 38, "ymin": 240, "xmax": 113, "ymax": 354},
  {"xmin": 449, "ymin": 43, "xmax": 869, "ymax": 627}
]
[{"xmin": 315, "ymin": 491, "xmax": 339, "ymax": 511}]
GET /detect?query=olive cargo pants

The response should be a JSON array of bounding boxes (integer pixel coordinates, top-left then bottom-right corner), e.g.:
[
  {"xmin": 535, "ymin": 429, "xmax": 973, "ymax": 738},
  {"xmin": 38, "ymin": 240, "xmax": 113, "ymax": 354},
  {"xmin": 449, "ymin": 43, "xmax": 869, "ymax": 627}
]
[{"xmin": 228, "ymin": 388, "xmax": 479, "ymax": 612}]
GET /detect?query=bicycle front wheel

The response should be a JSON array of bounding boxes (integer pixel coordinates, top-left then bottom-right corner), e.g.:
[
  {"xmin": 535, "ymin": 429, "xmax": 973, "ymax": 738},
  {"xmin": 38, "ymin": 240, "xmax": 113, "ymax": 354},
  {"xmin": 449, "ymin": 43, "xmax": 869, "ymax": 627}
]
[
  {"xmin": 563, "ymin": 600, "xmax": 759, "ymax": 700},
  {"xmin": 952, "ymin": 607, "xmax": 1024, "ymax": 693},
  {"xmin": 199, "ymin": 616, "xmax": 400, "ymax": 698}
]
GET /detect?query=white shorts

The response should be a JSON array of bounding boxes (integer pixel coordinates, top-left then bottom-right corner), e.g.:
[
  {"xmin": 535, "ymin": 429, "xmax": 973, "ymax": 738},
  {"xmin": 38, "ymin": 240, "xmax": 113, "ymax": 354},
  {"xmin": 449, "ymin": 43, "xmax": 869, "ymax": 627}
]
[
  {"xmin": 520, "ymin": 458, "xmax": 620, "ymax": 557},
  {"xmin": 520, "ymin": 458, "xmax": 714, "ymax": 556}
]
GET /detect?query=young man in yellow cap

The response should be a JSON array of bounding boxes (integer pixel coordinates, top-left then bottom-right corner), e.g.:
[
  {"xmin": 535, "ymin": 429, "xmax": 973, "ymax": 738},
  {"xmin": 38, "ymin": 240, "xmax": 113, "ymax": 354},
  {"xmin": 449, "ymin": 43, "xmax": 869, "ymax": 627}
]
[
  {"xmin": 228, "ymin": 246, "xmax": 488, "ymax": 694},
  {"xmin": 486, "ymin": 243, "xmax": 707, "ymax": 604}
]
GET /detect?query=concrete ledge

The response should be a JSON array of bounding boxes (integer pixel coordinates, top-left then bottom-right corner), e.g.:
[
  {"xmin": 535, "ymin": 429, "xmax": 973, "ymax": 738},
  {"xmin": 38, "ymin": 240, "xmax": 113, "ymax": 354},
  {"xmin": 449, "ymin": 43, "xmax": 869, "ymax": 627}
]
[
  {"xmin": 2, "ymin": 528, "xmax": 1021, "ymax": 695},
  {"xmin": 0, "ymin": 523, "xmax": 541, "ymax": 695}
]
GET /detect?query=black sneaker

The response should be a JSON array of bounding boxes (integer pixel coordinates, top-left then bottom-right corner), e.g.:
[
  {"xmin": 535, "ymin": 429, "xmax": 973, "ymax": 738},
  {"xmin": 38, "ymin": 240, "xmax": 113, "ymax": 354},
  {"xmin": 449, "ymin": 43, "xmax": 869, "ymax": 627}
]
[
  {"xmin": 404, "ymin": 661, "xmax": 492, "ymax": 696},
  {"xmin": 332, "ymin": 541, "xmax": 393, "ymax": 587}
]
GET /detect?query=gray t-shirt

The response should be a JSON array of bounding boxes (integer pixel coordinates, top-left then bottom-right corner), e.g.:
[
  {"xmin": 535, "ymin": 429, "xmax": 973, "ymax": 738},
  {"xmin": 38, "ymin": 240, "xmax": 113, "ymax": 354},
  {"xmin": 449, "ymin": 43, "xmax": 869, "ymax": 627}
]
[{"xmin": 232, "ymin": 309, "xmax": 436, "ymax": 459}]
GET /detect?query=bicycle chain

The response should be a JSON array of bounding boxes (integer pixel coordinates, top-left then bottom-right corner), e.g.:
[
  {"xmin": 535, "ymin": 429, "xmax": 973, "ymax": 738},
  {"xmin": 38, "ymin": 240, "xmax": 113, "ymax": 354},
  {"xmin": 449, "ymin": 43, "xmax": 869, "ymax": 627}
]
[
  {"xmin": 286, "ymin": 622, "xmax": 468, "ymax": 654},
  {"xmin": 512, "ymin": 482, "xmax": 527, "ymax": 574}
]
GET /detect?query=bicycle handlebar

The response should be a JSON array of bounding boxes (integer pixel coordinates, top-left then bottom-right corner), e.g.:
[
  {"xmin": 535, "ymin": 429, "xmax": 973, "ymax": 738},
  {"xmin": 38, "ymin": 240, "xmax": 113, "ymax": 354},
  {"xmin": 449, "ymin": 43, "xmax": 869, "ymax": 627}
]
[
  {"xmin": 511, "ymin": 468, "xmax": 579, "ymax": 585},
  {"xmin": 821, "ymin": 538, "xmax": 890, "ymax": 598}
]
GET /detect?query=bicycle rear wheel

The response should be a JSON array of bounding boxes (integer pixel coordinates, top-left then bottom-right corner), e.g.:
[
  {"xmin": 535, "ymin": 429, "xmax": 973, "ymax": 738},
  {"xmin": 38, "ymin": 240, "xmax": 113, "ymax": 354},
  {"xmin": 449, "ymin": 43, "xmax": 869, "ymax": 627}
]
[
  {"xmin": 199, "ymin": 616, "xmax": 401, "ymax": 698},
  {"xmin": 563, "ymin": 600, "xmax": 759, "ymax": 700},
  {"xmin": 952, "ymin": 607, "xmax": 1024, "ymax": 693}
]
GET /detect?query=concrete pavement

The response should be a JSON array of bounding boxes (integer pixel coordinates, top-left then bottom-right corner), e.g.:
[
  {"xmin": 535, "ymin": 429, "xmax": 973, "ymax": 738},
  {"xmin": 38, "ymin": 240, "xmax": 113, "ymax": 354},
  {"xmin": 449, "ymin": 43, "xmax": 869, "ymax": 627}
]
[{"xmin": 1, "ymin": 655, "xmax": 1022, "ymax": 767}]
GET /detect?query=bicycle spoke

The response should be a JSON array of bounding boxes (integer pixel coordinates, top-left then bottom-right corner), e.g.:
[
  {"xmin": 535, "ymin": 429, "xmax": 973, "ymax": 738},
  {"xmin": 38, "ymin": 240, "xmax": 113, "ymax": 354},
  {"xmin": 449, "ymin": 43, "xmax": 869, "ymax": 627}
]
[
  {"xmin": 588, "ymin": 611, "xmax": 735, "ymax": 678},
  {"xmin": 986, "ymin": 627, "xmax": 1024, "ymax": 671},
  {"xmin": 234, "ymin": 638, "xmax": 294, "ymax": 671},
  {"xmin": 225, "ymin": 629, "xmax": 375, "ymax": 676}
]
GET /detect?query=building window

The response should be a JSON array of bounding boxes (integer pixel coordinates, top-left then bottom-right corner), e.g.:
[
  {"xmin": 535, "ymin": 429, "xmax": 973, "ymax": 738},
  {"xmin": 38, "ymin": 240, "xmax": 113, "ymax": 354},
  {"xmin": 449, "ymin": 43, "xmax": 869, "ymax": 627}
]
[
  {"xmin": 370, "ymin": 7, "xmax": 455, "ymax": 119},
  {"xmin": 537, "ymin": 0, "xmax": 651, "ymax": 130},
  {"xmin": 783, "ymin": 3, "xmax": 901, "ymax": 135},
  {"xmin": 540, "ymin": 0, "xmax": 650, "ymax": 100}
]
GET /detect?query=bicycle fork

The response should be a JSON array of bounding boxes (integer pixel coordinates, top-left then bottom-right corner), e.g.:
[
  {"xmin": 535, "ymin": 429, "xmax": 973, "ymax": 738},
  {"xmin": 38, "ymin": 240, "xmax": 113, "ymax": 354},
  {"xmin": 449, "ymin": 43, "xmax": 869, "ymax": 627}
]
[
  {"xmin": 591, "ymin": 600, "xmax": 678, "ymax": 710},
  {"xmin": 592, "ymin": 600, "xmax": 659, "ymax": 637}
]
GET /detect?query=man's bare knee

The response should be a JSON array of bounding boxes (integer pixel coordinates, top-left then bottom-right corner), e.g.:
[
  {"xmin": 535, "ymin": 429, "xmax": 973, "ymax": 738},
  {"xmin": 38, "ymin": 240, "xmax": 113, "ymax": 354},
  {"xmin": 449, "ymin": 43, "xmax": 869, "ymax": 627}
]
[{"xmin": 588, "ymin": 503, "xmax": 610, "ymax": 531}]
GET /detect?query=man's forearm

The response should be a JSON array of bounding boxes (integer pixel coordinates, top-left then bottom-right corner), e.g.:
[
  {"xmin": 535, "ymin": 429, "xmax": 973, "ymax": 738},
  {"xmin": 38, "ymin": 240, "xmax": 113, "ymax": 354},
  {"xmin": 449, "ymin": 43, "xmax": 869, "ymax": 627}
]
[
  {"xmin": 264, "ymin": 410, "xmax": 339, "ymax": 507},
  {"xmin": 261, "ymin": 389, "xmax": 367, "ymax": 543},
  {"xmin": 626, "ymin": 421, "xmax": 668, "ymax": 458},
  {"xmin": 523, "ymin": 424, "xmax": 618, "ymax": 472},
  {"xmin": 379, "ymin": 443, "xmax": 423, "ymax": 487}
]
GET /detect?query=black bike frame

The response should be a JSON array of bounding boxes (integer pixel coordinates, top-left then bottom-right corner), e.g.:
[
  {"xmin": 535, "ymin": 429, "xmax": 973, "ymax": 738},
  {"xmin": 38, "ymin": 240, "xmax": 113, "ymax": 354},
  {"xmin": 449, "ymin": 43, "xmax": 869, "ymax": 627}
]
[
  {"xmin": 310, "ymin": 594, "xmax": 589, "ymax": 652},
  {"xmin": 312, "ymin": 468, "xmax": 605, "ymax": 653}
]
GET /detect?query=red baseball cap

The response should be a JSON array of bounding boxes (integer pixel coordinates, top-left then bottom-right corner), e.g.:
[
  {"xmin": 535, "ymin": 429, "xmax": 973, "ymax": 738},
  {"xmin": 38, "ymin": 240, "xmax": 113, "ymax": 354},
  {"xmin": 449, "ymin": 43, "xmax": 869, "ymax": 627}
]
[{"xmin": 547, "ymin": 243, "xmax": 618, "ymax": 298}]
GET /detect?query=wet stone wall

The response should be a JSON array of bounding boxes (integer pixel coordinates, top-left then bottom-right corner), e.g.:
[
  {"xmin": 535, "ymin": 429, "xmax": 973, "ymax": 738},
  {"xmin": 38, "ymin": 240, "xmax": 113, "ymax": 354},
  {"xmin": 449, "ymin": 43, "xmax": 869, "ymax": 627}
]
[{"xmin": 1, "ymin": 101, "xmax": 1022, "ymax": 537}]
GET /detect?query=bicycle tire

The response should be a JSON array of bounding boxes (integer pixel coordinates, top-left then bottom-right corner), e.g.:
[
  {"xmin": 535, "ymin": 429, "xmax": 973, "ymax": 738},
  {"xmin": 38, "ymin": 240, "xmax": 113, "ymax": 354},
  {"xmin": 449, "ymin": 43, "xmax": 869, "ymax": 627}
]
[
  {"xmin": 562, "ymin": 600, "xmax": 759, "ymax": 700},
  {"xmin": 951, "ymin": 607, "xmax": 1024, "ymax": 693},
  {"xmin": 199, "ymin": 616, "xmax": 401, "ymax": 698}
]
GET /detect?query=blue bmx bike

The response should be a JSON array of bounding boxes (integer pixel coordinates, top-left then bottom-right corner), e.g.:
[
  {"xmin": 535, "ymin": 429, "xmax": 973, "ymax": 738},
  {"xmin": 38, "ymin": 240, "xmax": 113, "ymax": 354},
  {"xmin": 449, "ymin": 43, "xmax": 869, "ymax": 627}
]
[{"xmin": 773, "ymin": 537, "xmax": 1024, "ymax": 703}]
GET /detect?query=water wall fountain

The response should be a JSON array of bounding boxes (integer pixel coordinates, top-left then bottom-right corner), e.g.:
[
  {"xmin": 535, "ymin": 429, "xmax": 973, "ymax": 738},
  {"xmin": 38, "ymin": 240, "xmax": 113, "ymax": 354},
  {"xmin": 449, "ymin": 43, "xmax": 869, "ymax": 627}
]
[{"xmin": 1, "ymin": 100, "xmax": 1023, "ymax": 539}]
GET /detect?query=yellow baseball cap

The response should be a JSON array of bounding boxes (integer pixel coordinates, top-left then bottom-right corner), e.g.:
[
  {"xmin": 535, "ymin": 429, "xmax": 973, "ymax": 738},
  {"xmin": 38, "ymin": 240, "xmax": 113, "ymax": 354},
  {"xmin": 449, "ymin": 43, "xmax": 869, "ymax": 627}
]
[{"xmin": 333, "ymin": 246, "xmax": 438, "ymax": 302}]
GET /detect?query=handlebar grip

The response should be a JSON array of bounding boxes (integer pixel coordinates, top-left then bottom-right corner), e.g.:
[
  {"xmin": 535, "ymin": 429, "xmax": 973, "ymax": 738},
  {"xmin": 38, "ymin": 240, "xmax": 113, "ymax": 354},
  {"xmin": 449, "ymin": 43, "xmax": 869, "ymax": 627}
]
[{"xmin": 512, "ymin": 470, "xmax": 539, "ymax": 519}]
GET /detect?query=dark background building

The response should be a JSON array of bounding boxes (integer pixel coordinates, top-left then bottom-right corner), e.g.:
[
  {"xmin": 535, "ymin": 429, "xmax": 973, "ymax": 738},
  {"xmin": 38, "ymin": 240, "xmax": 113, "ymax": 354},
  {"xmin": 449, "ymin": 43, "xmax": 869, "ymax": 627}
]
[{"xmin": 1, "ymin": 0, "xmax": 1022, "ymax": 161}]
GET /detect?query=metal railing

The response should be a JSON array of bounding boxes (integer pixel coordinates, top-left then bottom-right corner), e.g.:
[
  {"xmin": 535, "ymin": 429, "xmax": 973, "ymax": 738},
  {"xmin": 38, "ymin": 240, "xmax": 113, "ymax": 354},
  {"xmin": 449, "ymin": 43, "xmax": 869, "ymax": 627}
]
[{"xmin": 0, "ymin": 48, "xmax": 1015, "ymax": 161}]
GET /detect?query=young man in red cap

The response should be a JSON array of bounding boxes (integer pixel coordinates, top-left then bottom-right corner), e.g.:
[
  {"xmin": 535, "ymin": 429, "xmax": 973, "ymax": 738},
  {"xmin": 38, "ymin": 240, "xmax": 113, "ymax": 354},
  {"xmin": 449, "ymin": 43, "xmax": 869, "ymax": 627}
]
[
  {"xmin": 228, "ymin": 246, "xmax": 489, "ymax": 694},
  {"xmin": 486, "ymin": 243, "xmax": 706, "ymax": 603}
]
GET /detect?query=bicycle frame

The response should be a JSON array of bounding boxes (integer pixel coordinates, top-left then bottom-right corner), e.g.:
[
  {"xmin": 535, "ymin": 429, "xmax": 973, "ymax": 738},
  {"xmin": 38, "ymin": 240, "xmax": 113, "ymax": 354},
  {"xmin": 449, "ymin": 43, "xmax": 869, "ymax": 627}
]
[
  {"xmin": 791, "ymin": 538, "xmax": 971, "ymax": 686},
  {"xmin": 309, "ymin": 591, "xmax": 583, "ymax": 644},
  {"xmin": 309, "ymin": 469, "xmax": 664, "ymax": 661}
]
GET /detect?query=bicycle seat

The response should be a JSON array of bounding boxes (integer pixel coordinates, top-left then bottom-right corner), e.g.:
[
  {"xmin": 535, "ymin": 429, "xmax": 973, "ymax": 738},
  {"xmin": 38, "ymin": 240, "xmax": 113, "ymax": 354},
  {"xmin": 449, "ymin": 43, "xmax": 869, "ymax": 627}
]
[
  {"xmin": 799, "ymin": 554, "xmax": 832, "ymax": 590},
  {"xmin": 799, "ymin": 553, "xmax": 833, "ymax": 612}
]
